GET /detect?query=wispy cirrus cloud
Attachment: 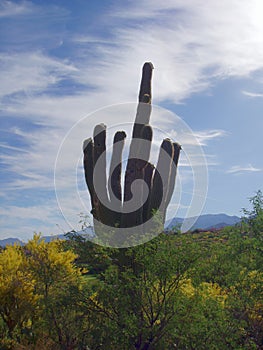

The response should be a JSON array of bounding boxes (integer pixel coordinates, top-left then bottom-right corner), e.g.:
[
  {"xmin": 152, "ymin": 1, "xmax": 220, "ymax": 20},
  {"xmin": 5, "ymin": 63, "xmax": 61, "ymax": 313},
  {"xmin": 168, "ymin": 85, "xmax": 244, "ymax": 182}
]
[
  {"xmin": 3, "ymin": 0, "xmax": 263, "ymax": 118},
  {"xmin": 192, "ymin": 130, "xmax": 228, "ymax": 146},
  {"xmin": 0, "ymin": 204, "xmax": 65, "ymax": 241},
  {"xmin": 0, "ymin": 0, "xmax": 33, "ymax": 17},
  {"xmin": 242, "ymin": 90, "xmax": 263, "ymax": 98},
  {"xmin": 0, "ymin": 52, "xmax": 78, "ymax": 99},
  {"xmin": 226, "ymin": 164, "xmax": 262, "ymax": 174},
  {"xmin": 1, "ymin": 0, "xmax": 263, "ymax": 239},
  {"xmin": 86, "ymin": 0, "xmax": 263, "ymax": 103}
]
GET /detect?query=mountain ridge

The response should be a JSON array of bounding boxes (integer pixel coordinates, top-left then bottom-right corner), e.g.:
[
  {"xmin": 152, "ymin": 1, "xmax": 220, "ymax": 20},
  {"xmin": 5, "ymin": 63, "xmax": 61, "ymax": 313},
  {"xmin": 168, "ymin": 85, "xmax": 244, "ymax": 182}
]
[
  {"xmin": 165, "ymin": 213, "xmax": 241, "ymax": 231},
  {"xmin": 0, "ymin": 214, "xmax": 241, "ymax": 247}
]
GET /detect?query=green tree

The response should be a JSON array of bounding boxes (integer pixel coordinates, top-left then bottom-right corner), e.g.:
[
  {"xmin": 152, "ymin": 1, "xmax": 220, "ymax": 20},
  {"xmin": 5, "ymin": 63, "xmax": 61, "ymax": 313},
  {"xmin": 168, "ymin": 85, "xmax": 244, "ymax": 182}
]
[
  {"xmin": 83, "ymin": 234, "xmax": 201, "ymax": 349},
  {"xmin": 242, "ymin": 190, "xmax": 263, "ymax": 238},
  {"xmin": 190, "ymin": 221, "xmax": 263, "ymax": 348}
]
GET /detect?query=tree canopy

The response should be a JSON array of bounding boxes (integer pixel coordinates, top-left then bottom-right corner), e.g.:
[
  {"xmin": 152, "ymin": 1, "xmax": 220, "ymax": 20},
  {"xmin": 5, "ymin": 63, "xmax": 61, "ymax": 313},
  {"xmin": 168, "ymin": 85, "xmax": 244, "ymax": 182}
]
[{"xmin": 0, "ymin": 193, "xmax": 262, "ymax": 349}]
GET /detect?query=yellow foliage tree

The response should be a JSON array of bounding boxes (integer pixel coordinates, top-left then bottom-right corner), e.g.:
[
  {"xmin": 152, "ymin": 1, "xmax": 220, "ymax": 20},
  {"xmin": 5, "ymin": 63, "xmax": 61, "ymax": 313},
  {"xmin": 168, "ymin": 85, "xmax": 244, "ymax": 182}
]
[
  {"xmin": 0, "ymin": 244, "xmax": 38, "ymax": 338},
  {"xmin": 0, "ymin": 234, "xmax": 86, "ymax": 347},
  {"xmin": 25, "ymin": 234, "xmax": 81, "ymax": 298},
  {"xmin": 24, "ymin": 234, "xmax": 87, "ymax": 348}
]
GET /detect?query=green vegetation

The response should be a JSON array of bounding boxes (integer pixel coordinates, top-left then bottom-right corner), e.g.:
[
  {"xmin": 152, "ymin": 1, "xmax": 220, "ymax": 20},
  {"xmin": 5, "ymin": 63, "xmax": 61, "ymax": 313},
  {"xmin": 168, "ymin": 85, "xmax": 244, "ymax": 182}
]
[{"xmin": 0, "ymin": 192, "xmax": 262, "ymax": 349}]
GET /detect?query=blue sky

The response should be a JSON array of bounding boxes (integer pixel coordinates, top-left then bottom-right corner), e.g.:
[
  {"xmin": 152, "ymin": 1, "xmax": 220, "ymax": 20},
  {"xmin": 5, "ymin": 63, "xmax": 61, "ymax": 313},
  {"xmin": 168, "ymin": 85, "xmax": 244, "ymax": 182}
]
[{"xmin": 1, "ymin": 0, "xmax": 263, "ymax": 240}]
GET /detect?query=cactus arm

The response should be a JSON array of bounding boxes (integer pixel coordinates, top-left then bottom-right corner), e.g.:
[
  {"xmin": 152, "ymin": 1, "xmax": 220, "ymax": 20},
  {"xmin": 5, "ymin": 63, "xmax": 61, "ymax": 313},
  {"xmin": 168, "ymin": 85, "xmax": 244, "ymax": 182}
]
[
  {"xmin": 108, "ymin": 131, "xmax": 126, "ymax": 226},
  {"xmin": 83, "ymin": 137, "xmax": 97, "ymax": 216},
  {"xmin": 149, "ymin": 138, "xmax": 174, "ymax": 222},
  {"xmin": 93, "ymin": 124, "xmax": 111, "ymax": 224},
  {"xmin": 122, "ymin": 63, "xmax": 154, "ymax": 227},
  {"xmin": 163, "ymin": 142, "xmax": 181, "ymax": 219}
]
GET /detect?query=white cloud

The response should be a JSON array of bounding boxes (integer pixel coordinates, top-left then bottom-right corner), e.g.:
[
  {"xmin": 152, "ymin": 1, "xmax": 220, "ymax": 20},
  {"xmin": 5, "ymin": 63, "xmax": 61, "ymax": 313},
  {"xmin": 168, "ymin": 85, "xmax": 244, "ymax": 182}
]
[
  {"xmin": 85, "ymin": 0, "xmax": 263, "ymax": 103},
  {"xmin": 1, "ymin": 0, "xmax": 263, "ymax": 238},
  {"xmin": 0, "ymin": 196, "xmax": 85, "ymax": 240},
  {"xmin": 3, "ymin": 1, "xmax": 263, "ymax": 119},
  {"xmin": 2, "ymin": 1, "xmax": 263, "ymax": 107},
  {"xmin": 0, "ymin": 52, "xmax": 78, "ymax": 99},
  {"xmin": 226, "ymin": 164, "xmax": 262, "ymax": 174},
  {"xmin": 0, "ymin": 142, "xmax": 30, "ymax": 153},
  {"xmin": 72, "ymin": 35, "xmax": 112, "ymax": 45},
  {"xmin": 193, "ymin": 130, "xmax": 227, "ymax": 145},
  {"xmin": 170, "ymin": 129, "xmax": 227, "ymax": 147},
  {"xmin": 0, "ymin": 0, "xmax": 32, "ymax": 18},
  {"xmin": 0, "ymin": 204, "xmax": 61, "ymax": 240},
  {"xmin": 242, "ymin": 90, "xmax": 263, "ymax": 98},
  {"xmin": 0, "ymin": 204, "xmax": 57, "ymax": 221}
]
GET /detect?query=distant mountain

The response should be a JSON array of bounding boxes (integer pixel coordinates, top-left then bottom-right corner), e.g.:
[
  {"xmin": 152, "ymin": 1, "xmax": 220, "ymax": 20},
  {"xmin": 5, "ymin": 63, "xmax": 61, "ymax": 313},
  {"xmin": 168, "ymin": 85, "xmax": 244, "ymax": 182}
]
[
  {"xmin": 0, "ymin": 228, "xmax": 94, "ymax": 247},
  {"xmin": 0, "ymin": 237, "xmax": 25, "ymax": 247},
  {"xmin": 166, "ymin": 214, "xmax": 241, "ymax": 231},
  {"xmin": 0, "ymin": 217, "xmax": 239, "ymax": 246},
  {"xmin": 0, "ymin": 235, "xmax": 69, "ymax": 247}
]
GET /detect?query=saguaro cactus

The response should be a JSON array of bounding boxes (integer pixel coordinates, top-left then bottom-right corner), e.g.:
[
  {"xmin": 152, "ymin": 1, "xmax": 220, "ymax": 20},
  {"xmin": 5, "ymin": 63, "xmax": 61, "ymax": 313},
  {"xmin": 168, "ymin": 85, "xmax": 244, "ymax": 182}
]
[{"xmin": 83, "ymin": 62, "xmax": 181, "ymax": 239}]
